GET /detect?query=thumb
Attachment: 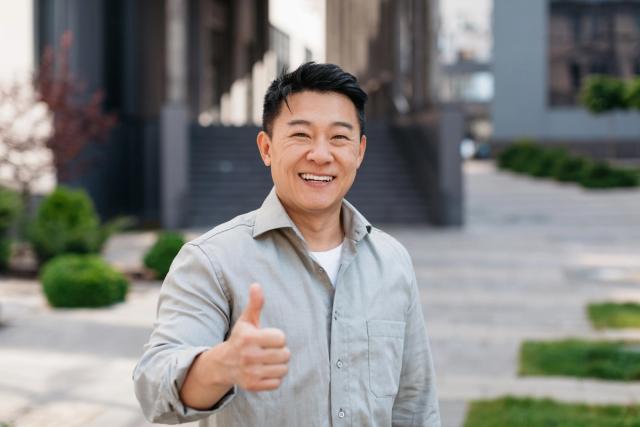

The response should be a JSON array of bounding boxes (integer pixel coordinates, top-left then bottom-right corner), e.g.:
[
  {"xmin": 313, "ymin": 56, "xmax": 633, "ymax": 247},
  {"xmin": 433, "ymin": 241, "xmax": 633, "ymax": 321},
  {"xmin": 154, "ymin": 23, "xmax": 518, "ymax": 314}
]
[{"xmin": 239, "ymin": 282, "xmax": 264, "ymax": 327}]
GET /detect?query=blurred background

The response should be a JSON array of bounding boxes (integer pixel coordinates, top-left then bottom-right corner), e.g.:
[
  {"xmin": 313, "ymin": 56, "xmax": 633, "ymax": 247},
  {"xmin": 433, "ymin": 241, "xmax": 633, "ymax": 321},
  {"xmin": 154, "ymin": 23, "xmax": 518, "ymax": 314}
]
[{"xmin": 0, "ymin": 0, "xmax": 639, "ymax": 426}]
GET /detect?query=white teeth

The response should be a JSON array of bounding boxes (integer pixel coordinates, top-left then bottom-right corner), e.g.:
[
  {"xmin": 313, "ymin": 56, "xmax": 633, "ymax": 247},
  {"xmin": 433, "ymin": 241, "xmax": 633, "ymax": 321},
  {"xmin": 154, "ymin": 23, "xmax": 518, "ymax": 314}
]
[{"xmin": 301, "ymin": 173, "xmax": 334, "ymax": 182}]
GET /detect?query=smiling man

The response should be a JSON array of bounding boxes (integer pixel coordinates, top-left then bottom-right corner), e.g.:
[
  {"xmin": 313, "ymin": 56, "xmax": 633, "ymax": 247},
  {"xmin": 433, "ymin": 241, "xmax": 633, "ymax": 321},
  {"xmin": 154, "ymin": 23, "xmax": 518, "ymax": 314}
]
[{"xmin": 134, "ymin": 63, "xmax": 441, "ymax": 426}]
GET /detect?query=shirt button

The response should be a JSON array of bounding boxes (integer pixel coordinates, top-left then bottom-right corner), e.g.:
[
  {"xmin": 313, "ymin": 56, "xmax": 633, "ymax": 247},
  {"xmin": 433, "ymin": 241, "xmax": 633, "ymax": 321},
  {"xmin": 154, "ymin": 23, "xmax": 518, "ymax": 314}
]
[
  {"xmin": 338, "ymin": 409, "xmax": 345, "ymax": 418},
  {"xmin": 336, "ymin": 359, "xmax": 343, "ymax": 368}
]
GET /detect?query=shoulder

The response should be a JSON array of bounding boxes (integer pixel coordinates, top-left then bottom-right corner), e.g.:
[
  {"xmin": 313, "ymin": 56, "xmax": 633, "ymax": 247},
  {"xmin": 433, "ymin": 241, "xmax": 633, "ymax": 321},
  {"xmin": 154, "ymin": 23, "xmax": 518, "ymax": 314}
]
[
  {"xmin": 365, "ymin": 227, "xmax": 414, "ymax": 268},
  {"xmin": 190, "ymin": 210, "xmax": 257, "ymax": 246},
  {"xmin": 186, "ymin": 210, "xmax": 259, "ymax": 261}
]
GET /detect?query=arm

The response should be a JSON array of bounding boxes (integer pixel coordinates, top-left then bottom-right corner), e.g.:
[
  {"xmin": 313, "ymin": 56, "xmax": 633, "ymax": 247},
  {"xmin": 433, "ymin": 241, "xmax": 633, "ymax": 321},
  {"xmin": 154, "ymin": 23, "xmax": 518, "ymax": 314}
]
[
  {"xmin": 133, "ymin": 243, "xmax": 235, "ymax": 424},
  {"xmin": 133, "ymin": 245, "xmax": 289, "ymax": 423},
  {"xmin": 392, "ymin": 271, "xmax": 441, "ymax": 427}
]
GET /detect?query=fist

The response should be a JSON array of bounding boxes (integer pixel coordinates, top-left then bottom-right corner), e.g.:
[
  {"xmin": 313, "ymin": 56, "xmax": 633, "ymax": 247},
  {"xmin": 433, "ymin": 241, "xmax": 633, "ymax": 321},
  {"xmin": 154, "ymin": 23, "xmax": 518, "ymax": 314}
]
[{"xmin": 225, "ymin": 283, "xmax": 290, "ymax": 392}]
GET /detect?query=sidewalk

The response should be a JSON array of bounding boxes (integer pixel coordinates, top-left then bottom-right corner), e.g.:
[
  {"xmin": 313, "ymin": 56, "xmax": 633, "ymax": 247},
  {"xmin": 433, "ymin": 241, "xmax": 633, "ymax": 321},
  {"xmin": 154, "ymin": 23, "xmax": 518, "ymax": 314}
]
[{"xmin": 1, "ymin": 160, "xmax": 639, "ymax": 427}]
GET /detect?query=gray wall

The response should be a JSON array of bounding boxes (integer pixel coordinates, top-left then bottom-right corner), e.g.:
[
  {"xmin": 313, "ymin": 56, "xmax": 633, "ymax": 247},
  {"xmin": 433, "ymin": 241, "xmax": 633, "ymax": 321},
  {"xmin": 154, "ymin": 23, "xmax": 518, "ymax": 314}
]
[{"xmin": 492, "ymin": 0, "xmax": 640, "ymax": 142}]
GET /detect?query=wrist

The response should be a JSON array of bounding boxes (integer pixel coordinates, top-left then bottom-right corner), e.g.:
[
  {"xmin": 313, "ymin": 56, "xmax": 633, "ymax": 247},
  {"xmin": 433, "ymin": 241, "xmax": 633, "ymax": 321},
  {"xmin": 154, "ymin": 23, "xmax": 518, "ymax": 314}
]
[{"xmin": 200, "ymin": 342, "xmax": 234, "ymax": 388}]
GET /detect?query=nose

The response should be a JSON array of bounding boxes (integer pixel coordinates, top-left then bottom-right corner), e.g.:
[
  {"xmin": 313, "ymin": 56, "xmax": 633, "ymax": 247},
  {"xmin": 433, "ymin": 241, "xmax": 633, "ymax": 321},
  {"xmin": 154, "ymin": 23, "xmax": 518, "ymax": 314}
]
[{"xmin": 306, "ymin": 138, "xmax": 333, "ymax": 164}]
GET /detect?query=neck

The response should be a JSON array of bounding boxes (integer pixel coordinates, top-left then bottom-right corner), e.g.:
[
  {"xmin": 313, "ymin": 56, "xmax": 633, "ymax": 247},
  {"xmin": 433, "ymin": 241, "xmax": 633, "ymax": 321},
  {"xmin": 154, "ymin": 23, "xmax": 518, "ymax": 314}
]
[{"xmin": 284, "ymin": 205, "xmax": 344, "ymax": 251}]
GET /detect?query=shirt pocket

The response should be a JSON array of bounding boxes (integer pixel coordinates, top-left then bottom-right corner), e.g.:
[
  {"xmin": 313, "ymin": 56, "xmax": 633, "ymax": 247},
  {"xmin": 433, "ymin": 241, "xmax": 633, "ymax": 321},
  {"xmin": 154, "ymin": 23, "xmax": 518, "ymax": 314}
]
[{"xmin": 366, "ymin": 319, "xmax": 406, "ymax": 398}]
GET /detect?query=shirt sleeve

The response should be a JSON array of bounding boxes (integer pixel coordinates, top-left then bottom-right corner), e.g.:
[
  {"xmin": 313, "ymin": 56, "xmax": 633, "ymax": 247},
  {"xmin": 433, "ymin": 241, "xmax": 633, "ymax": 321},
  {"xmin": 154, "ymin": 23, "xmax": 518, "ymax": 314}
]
[
  {"xmin": 392, "ymin": 267, "xmax": 441, "ymax": 427},
  {"xmin": 133, "ymin": 242, "xmax": 237, "ymax": 424}
]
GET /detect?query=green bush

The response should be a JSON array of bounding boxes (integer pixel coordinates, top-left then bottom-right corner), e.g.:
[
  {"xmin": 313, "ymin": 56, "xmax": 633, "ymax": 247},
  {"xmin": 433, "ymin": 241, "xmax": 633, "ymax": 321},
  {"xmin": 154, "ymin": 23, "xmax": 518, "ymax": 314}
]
[
  {"xmin": 496, "ymin": 142, "xmax": 638, "ymax": 189},
  {"xmin": 0, "ymin": 188, "xmax": 21, "ymax": 235},
  {"xmin": 0, "ymin": 238, "xmax": 11, "ymax": 271},
  {"xmin": 0, "ymin": 188, "xmax": 21, "ymax": 270},
  {"xmin": 624, "ymin": 77, "xmax": 640, "ymax": 110},
  {"xmin": 41, "ymin": 254, "xmax": 128, "ymax": 308},
  {"xmin": 28, "ymin": 187, "xmax": 131, "ymax": 265},
  {"xmin": 526, "ymin": 148, "xmax": 569, "ymax": 177},
  {"xmin": 579, "ymin": 162, "xmax": 639, "ymax": 189},
  {"xmin": 143, "ymin": 232, "xmax": 185, "ymax": 279},
  {"xmin": 497, "ymin": 140, "xmax": 545, "ymax": 173},
  {"xmin": 581, "ymin": 75, "xmax": 628, "ymax": 113},
  {"xmin": 551, "ymin": 155, "xmax": 593, "ymax": 182}
]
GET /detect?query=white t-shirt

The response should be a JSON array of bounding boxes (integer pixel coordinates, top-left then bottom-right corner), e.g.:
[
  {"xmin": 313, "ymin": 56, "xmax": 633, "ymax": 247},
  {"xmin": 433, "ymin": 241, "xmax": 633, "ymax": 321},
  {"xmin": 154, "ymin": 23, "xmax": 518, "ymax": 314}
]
[{"xmin": 310, "ymin": 241, "xmax": 344, "ymax": 286}]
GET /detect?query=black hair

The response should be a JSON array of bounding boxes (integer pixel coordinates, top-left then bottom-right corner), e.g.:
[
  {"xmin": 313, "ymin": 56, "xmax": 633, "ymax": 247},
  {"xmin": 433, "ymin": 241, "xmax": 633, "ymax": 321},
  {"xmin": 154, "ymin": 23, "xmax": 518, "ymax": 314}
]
[{"xmin": 262, "ymin": 62, "xmax": 368, "ymax": 137}]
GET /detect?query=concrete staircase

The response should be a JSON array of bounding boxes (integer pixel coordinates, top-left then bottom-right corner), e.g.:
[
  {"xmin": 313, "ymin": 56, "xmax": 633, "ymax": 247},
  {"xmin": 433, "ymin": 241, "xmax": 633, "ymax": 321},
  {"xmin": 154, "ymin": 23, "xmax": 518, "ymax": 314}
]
[{"xmin": 188, "ymin": 122, "xmax": 429, "ymax": 229}]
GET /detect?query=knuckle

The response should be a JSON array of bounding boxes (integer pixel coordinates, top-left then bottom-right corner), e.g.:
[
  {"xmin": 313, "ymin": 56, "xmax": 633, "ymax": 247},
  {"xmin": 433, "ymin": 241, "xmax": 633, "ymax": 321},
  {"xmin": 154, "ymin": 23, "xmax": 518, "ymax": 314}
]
[{"xmin": 283, "ymin": 347, "xmax": 291, "ymax": 361}]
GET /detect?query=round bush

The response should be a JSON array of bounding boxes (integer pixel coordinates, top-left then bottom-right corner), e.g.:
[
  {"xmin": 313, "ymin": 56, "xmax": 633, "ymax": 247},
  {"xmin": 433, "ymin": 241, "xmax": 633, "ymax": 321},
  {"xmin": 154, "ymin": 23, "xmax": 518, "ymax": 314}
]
[
  {"xmin": 41, "ymin": 255, "xmax": 129, "ymax": 308},
  {"xmin": 143, "ymin": 232, "xmax": 185, "ymax": 279},
  {"xmin": 29, "ymin": 187, "xmax": 103, "ymax": 264},
  {"xmin": 581, "ymin": 75, "xmax": 628, "ymax": 113}
]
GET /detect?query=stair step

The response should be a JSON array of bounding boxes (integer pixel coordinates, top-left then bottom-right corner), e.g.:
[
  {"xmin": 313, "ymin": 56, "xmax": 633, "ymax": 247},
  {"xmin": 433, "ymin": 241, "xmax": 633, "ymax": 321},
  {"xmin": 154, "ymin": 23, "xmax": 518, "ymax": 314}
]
[{"xmin": 187, "ymin": 124, "xmax": 429, "ymax": 226}]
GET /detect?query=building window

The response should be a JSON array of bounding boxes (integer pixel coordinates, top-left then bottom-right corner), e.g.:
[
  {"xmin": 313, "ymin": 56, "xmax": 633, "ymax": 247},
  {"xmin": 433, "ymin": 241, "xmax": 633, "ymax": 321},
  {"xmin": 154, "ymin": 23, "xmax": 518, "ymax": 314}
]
[
  {"xmin": 548, "ymin": 0, "xmax": 640, "ymax": 106},
  {"xmin": 269, "ymin": 25, "xmax": 290, "ymax": 73}
]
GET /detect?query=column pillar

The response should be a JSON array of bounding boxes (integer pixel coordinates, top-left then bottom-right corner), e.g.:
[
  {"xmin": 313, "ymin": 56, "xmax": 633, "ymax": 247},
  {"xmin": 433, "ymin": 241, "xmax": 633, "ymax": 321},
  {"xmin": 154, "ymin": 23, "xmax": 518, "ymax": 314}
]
[{"xmin": 161, "ymin": 0, "xmax": 189, "ymax": 228}]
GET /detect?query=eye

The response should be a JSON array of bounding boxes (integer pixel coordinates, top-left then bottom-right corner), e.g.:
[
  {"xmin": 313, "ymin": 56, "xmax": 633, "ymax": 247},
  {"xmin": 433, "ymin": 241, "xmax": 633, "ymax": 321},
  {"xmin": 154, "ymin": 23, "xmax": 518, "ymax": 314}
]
[
  {"xmin": 332, "ymin": 134, "xmax": 350, "ymax": 141},
  {"xmin": 291, "ymin": 132, "xmax": 310, "ymax": 139}
]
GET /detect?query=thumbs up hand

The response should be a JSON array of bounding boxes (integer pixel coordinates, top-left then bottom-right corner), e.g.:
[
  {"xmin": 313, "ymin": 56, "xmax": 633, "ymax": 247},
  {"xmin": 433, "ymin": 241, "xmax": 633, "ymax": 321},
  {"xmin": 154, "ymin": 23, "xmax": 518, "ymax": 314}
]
[{"xmin": 222, "ymin": 283, "xmax": 290, "ymax": 392}]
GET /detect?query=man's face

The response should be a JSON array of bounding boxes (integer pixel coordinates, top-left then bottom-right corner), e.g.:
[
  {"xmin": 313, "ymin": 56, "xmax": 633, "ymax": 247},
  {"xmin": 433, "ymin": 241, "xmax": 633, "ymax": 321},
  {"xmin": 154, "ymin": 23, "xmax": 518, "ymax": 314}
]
[{"xmin": 257, "ymin": 90, "xmax": 366, "ymax": 218}]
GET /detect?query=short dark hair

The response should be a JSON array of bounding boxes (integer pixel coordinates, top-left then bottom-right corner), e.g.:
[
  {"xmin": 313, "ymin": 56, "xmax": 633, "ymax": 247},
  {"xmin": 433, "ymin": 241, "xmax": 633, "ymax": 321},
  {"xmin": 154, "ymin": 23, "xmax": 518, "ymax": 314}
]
[{"xmin": 262, "ymin": 62, "xmax": 368, "ymax": 137}]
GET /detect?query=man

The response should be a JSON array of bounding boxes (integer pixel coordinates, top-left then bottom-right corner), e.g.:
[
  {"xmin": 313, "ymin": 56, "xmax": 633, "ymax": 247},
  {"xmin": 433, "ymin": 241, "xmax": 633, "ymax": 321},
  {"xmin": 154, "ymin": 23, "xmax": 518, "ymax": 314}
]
[{"xmin": 133, "ymin": 62, "xmax": 441, "ymax": 426}]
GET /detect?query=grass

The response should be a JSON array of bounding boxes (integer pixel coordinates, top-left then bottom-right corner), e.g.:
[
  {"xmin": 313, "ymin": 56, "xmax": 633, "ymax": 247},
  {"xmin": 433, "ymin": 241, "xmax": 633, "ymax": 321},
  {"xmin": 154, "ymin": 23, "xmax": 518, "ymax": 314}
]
[
  {"xmin": 589, "ymin": 302, "xmax": 640, "ymax": 329},
  {"xmin": 463, "ymin": 397, "xmax": 640, "ymax": 427},
  {"xmin": 519, "ymin": 339, "xmax": 640, "ymax": 381}
]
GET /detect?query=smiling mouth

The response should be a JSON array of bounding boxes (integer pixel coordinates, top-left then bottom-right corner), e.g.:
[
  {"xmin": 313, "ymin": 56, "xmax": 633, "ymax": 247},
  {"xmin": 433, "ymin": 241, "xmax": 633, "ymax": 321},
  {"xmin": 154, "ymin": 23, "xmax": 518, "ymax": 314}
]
[{"xmin": 299, "ymin": 173, "xmax": 335, "ymax": 183}]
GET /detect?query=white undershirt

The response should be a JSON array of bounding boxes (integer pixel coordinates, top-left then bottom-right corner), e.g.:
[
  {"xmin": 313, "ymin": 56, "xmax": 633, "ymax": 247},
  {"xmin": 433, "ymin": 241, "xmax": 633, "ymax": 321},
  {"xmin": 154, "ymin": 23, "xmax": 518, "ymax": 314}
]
[{"xmin": 310, "ymin": 241, "xmax": 344, "ymax": 287}]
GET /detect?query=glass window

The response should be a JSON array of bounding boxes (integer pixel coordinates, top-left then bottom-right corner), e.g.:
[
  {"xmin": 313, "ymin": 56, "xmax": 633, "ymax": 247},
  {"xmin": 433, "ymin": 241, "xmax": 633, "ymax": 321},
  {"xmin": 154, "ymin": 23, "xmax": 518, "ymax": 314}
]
[{"xmin": 548, "ymin": 0, "xmax": 640, "ymax": 106}]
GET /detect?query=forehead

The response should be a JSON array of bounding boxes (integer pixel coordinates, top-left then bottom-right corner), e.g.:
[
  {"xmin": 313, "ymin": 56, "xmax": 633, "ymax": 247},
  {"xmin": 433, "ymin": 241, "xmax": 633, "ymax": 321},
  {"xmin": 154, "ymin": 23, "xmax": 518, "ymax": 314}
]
[{"xmin": 273, "ymin": 91, "xmax": 359, "ymax": 129}]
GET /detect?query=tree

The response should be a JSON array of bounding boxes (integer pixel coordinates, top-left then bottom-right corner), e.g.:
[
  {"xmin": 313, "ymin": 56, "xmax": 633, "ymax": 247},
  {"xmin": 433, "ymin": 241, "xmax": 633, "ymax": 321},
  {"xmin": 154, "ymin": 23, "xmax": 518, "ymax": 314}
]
[{"xmin": 0, "ymin": 31, "xmax": 117, "ymax": 216}]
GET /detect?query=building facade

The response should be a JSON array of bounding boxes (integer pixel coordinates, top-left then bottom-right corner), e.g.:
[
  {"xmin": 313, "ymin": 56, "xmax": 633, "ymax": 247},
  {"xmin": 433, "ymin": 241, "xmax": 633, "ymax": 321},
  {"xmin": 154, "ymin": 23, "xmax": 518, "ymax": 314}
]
[{"xmin": 492, "ymin": 0, "xmax": 640, "ymax": 157}]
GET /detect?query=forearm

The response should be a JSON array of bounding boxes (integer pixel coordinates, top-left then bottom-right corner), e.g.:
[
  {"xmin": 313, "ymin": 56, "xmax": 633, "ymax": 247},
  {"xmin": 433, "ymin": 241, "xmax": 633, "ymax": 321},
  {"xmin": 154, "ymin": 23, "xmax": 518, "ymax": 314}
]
[{"xmin": 179, "ymin": 342, "xmax": 234, "ymax": 410}]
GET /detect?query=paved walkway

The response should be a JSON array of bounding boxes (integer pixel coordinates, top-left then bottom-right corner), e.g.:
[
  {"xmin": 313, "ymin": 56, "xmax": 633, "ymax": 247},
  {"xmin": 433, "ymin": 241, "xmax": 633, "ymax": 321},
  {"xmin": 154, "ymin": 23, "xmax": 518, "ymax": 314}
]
[{"xmin": 1, "ymin": 161, "xmax": 639, "ymax": 427}]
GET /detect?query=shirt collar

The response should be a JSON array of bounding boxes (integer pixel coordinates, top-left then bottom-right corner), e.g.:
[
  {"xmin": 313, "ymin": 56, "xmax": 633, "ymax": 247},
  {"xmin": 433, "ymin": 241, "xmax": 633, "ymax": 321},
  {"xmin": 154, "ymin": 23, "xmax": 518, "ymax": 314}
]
[{"xmin": 252, "ymin": 187, "xmax": 372, "ymax": 242}]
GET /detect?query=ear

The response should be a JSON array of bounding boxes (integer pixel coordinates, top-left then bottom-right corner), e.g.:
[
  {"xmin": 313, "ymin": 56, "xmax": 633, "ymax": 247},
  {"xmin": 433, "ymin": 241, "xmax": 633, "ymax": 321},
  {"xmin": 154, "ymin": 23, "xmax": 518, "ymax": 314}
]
[
  {"xmin": 256, "ymin": 131, "xmax": 272, "ymax": 166},
  {"xmin": 356, "ymin": 134, "xmax": 367, "ymax": 169}
]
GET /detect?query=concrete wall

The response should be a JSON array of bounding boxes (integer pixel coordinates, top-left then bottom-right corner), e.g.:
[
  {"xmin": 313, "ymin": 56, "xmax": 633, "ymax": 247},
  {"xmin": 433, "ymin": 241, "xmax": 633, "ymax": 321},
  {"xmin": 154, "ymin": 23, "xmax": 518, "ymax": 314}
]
[{"xmin": 492, "ymin": 0, "xmax": 640, "ymax": 142}]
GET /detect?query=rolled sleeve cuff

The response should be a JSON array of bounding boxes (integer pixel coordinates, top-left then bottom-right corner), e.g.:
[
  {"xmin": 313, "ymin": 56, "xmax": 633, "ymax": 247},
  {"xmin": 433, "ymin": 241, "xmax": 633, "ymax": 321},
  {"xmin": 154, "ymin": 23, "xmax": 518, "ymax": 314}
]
[{"xmin": 161, "ymin": 346, "xmax": 237, "ymax": 423}]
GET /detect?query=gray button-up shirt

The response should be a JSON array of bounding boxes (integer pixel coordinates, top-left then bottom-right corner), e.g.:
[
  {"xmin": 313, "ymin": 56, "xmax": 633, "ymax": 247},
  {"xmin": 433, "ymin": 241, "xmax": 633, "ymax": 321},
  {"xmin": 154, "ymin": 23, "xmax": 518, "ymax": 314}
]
[{"xmin": 133, "ymin": 189, "xmax": 441, "ymax": 426}]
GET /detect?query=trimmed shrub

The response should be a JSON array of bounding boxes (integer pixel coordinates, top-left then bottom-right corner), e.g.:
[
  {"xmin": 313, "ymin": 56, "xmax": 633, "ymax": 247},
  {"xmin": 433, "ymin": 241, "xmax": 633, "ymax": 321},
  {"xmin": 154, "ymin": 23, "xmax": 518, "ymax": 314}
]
[
  {"xmin": 497, "ymin": 142, "xmax": 638, "ymax": 189},
  {"xmin": 27, "ymin": 187, "xmax": 133, "ymax": 265},
  {"xmin": 41, "ymin": 254, "xmax": 128, "ymax": 308},
  {"xmin": 551, "ymin": 155, "xmax": 593, "ymax": 182},
  {"xmin": 581, "ymin": 75, "xmax": 628, "ymax": 113},
  {"xmin": 526, "ymin": 148, "xmax": 569, "ymax": 177},
  {"xmin": 143, "ymin": 232, "xmax": 185, "ymax": 279},
  {"xmin": 580, "ymin": 162, "xmax": 639, "ymax": 189}
]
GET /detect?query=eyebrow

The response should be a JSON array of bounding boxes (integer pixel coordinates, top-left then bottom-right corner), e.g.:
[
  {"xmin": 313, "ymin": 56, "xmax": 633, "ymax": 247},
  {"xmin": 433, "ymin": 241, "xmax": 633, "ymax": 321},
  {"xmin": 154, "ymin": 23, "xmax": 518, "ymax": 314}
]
[{"xmin": 286, "ymin": 119, "xmax": 354, "ymax": 131}]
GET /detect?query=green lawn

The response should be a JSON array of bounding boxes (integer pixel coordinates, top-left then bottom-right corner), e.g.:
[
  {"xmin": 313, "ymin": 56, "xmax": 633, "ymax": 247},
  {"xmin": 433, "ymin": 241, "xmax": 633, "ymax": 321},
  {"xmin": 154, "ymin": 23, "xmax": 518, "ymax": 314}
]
[
  {"xmin": 589, "ymin": 302, "xmax": 640, "ymax": 329},
  {"xmin": 463, "ymin": 397, "xmax": 640, "ymax": 427},
  {"xmin": 519, "ymin": 339, "xmax": 640, "ymax": 381}
]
